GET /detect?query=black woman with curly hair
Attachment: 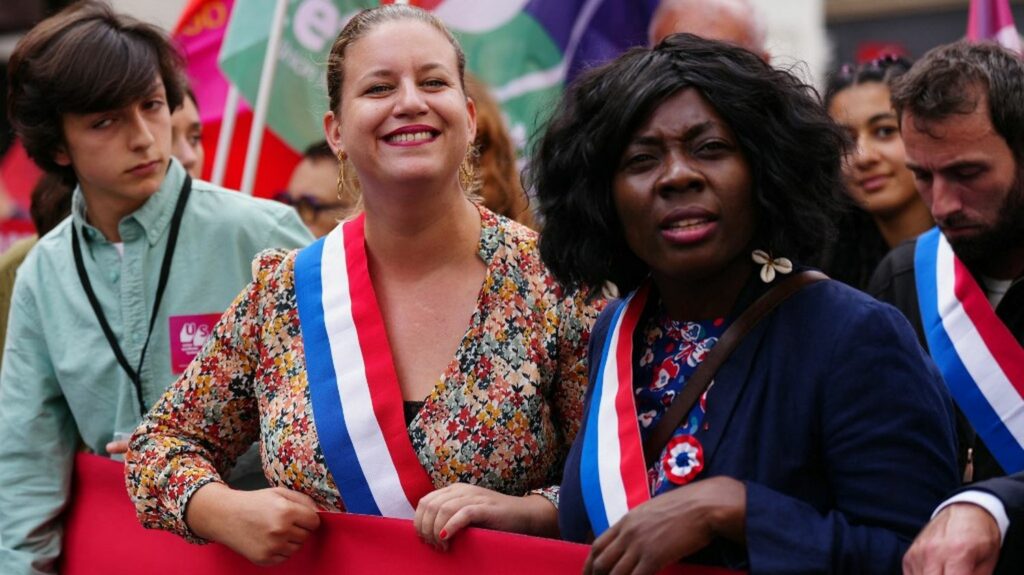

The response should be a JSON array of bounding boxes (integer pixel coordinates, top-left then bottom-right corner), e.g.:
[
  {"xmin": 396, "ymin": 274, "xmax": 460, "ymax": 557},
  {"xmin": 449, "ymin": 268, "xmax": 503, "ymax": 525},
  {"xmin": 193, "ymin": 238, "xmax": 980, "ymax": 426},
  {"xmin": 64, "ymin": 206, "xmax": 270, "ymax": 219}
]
[{"xmin": 531, "ymin": 34, "xmax": 958, "ymax": 574}]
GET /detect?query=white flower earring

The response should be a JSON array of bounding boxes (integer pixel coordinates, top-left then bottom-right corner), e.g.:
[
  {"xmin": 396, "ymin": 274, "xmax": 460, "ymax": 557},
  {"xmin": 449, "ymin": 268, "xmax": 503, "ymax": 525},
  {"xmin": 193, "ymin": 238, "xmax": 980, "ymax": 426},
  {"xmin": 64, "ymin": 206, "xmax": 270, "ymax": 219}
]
[{"xmin": 751, "ymin": 250, "xmax": 793, "ymax": 283}]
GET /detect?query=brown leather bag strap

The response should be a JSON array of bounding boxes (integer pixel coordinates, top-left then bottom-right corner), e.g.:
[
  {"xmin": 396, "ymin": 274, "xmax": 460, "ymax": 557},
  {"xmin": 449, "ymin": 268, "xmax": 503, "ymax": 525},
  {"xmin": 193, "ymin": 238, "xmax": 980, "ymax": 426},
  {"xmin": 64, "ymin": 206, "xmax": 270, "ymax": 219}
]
[{"xmin": 641, "ymin": 270, "xmax": 829, "ymax": 468}]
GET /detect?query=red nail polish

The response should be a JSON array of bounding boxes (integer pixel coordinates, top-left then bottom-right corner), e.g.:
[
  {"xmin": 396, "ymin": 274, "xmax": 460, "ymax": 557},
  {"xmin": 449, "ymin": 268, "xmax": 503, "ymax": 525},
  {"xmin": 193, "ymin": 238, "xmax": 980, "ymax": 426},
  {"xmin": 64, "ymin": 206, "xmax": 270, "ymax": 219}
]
[{"xmin": 439, "ymin": 529, "xmax": 448, "ymax": 540}]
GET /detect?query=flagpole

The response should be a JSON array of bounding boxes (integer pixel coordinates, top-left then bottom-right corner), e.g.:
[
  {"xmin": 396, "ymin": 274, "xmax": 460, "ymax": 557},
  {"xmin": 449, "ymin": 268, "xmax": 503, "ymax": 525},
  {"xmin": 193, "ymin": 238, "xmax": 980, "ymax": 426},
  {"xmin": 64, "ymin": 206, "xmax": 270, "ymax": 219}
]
[
  {"xmin": 211, "ymin": 85, "xmax": 240, "ymax": 187},
  {"xmin": 239, "ymin": 0, "xmax": 289, "ymax": 196}
]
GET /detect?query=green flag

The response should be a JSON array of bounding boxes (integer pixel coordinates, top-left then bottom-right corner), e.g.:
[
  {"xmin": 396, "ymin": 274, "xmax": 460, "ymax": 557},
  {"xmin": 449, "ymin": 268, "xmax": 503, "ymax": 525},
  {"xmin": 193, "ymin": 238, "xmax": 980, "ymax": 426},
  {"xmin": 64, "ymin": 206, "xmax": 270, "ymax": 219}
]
[{"xmin": 218, "ymin": 0, "xmax": 651, "ymax": 153}]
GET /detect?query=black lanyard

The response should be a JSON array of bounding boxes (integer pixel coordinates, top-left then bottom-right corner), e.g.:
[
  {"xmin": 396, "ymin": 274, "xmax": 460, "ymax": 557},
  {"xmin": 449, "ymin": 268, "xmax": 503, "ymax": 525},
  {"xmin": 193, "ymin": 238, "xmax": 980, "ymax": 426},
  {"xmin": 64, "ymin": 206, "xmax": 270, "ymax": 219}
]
[{"xmin": 72, "ymin": 175, "xmax": 191, "ymax": 416}]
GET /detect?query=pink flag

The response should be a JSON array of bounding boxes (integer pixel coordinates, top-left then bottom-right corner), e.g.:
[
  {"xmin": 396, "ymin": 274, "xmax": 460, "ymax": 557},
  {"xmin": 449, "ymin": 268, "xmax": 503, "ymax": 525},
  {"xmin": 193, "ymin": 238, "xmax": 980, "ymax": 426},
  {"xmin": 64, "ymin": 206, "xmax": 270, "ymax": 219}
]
[
  {"xmin": 967, "ymin": 0, "xmax": 1022, "ymax": 53},
  {"xmin": 172, "ymin": 0, "xmax": 300, "ymax": 197},
  {"xmin": 174, "ymin": 0, "xmax": 241, "ymax": 125}
]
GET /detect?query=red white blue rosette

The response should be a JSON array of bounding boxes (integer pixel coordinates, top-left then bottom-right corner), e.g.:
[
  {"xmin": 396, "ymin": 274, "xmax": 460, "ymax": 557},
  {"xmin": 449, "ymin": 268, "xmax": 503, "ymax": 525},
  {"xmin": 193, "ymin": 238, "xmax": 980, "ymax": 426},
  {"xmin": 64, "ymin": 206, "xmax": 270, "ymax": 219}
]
[{"xmin": 661, "ymin": 435, "xmax": 704, "ymax": 485}]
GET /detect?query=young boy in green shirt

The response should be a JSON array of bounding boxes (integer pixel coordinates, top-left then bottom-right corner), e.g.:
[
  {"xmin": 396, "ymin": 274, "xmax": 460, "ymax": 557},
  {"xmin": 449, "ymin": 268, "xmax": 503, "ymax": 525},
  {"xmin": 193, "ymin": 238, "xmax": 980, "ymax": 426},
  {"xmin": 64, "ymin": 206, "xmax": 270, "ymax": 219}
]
[{"xmin": 0, "ymin": 3, "xmax": 313, "ymax": 573}]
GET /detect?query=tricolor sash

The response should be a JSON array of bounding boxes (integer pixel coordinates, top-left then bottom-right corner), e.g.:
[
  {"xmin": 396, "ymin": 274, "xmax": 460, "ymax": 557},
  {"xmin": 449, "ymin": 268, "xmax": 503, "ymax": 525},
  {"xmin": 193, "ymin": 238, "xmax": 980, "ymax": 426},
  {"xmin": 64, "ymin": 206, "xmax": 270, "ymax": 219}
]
[
  {"xmin": 915, "ymin": 227, "xmax": 1024, "ymax": 474},
  {"xmin": 580, "ymin": 283, "xmax": 653, "ymax": 536},
  {"xmin": 294, "ymin": 215, "xmax": 435, "ymax": 516}
]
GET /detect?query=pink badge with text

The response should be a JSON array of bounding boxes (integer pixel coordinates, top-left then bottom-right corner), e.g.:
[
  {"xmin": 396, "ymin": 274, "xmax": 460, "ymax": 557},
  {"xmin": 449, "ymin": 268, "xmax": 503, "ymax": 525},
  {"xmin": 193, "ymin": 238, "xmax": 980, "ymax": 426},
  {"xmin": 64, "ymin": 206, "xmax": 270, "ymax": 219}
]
[{"xmin": 169, "ymin": 313, "xmax": 222, "ymax": 373}]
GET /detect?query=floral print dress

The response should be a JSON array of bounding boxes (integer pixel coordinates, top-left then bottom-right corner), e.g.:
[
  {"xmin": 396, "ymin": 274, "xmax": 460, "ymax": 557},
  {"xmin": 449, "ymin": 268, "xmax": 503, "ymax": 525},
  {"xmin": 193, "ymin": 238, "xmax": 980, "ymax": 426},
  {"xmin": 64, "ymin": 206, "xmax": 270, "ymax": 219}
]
[
  {"xmin": 635, "ymin": 309, "xmax": 730, "ymax": 495},
  {"xmin": 126, "ymin": 208, "xmax": 602, "ymax": 541}
]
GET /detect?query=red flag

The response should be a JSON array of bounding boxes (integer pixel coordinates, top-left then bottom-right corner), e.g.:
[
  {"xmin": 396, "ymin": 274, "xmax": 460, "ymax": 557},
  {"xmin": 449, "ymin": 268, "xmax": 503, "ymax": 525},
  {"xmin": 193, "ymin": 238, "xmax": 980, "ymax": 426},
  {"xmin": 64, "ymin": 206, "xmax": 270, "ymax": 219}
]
[{"xmin": 0, "ymin": 140, "xmax": 43, "ymax": 214}]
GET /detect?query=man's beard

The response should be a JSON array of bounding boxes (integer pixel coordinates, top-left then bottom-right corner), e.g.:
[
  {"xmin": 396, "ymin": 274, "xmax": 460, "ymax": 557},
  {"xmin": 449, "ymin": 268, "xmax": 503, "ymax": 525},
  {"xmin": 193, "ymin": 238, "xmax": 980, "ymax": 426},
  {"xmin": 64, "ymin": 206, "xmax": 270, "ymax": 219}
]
[{"xmin": 946, "ymin": 169, "xmax": 1024, "ymax": 267}]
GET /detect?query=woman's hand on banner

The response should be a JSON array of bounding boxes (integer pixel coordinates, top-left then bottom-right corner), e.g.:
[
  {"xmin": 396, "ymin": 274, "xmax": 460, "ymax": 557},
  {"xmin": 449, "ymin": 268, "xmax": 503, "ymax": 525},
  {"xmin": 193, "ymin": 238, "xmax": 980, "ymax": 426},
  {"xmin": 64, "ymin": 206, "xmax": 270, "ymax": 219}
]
[
  {"xmin": 186, "ymin": 483, "xmax": 322, "ymax": 565},
  {"xmin": 414, "ymin": 483, "xmax": 558, "ymax": 551}
]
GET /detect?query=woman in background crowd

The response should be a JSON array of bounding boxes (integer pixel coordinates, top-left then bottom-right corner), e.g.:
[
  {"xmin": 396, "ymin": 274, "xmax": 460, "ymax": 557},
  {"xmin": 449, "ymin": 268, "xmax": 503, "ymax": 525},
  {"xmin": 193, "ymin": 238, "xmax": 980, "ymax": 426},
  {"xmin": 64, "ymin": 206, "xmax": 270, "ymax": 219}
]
[
  {"xmin": 533, "ymin": 34, "xmax": 957, "ymax": 573},
  {"xmin": 127, "ymin": 4, "xmax": 598, "ymax": 566},
  {"xmin": 465, "ymin": 74, "xmax": 535, "ymax": 228},
  {"xmin": 824, "ymin": 56, "xmax": 933, "ymax": 289}
]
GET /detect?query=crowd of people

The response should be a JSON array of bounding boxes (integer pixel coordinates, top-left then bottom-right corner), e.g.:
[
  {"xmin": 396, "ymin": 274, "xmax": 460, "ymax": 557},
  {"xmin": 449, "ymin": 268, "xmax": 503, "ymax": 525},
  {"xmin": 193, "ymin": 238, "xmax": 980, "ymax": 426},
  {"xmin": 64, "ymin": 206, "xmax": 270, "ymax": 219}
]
[{"xmin": 0, "ymin": 1, "xmax": 1022, "ymax": 574}]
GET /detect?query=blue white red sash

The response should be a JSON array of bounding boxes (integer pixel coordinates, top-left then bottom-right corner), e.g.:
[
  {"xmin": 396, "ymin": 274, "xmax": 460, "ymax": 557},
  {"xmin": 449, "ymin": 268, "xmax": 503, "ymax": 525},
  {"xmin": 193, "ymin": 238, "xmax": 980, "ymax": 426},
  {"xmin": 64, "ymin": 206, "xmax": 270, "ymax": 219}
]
[
  {"xmin": 580, "ymin": 283, "xmax": 653, "ymax": 536},
  {"xmin": 294, "ymin": 215, "xmax": 435, "ymax": 517},
  {"xmin": 915, "ymin": 227, "xmax": 1024, "ymax": 474}
]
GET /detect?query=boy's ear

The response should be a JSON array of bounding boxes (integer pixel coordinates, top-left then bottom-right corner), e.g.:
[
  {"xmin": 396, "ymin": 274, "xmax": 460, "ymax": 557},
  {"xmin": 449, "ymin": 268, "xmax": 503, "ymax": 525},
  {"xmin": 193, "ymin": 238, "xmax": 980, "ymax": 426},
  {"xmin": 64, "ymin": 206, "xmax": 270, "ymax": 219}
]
[{"xmin": 53, "ymin": 145, "xmax": 71, "ymax": 167}]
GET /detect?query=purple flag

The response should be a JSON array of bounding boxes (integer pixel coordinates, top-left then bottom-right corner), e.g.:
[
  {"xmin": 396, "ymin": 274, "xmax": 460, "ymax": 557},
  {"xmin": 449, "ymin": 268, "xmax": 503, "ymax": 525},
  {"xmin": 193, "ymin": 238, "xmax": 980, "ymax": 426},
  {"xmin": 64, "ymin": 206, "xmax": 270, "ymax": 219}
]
[{"xmin": 967, "ymin": 0, "xmax": 1022, "ymax": 53}]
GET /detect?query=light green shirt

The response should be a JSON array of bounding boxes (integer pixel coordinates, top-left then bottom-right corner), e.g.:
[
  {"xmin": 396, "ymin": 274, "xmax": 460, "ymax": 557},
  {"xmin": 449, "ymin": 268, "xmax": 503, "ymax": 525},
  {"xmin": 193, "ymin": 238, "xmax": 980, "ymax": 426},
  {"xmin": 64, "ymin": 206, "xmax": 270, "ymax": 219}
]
[{"xmin": 0, "ymin": 159, "xmax": 313, "ymax": 574}]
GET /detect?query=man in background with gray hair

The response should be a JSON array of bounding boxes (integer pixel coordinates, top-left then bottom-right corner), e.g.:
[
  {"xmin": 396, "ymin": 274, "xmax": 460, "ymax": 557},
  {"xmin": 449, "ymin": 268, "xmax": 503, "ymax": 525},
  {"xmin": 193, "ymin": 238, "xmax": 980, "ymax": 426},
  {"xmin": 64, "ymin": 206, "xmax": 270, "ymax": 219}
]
[{"xmin": 648, "ymin": 0, "xmax": 769, "ymax": 61}]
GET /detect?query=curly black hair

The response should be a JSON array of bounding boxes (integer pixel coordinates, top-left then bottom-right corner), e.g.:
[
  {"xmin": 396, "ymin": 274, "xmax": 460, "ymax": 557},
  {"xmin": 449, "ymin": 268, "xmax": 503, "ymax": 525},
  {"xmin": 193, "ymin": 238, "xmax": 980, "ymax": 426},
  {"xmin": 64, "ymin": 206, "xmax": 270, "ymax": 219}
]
[{"xmin": 530, "ymin": 33, "xmax": 847, "ymax": 297}]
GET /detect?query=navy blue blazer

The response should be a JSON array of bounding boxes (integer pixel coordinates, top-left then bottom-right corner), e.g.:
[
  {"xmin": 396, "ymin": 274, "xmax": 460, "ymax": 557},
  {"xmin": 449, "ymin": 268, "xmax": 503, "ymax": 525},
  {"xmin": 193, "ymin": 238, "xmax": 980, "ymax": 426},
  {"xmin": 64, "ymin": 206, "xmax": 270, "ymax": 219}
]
[{"xmin": 559, "ymin": 277, "xmax": 959, "ymax": 574}]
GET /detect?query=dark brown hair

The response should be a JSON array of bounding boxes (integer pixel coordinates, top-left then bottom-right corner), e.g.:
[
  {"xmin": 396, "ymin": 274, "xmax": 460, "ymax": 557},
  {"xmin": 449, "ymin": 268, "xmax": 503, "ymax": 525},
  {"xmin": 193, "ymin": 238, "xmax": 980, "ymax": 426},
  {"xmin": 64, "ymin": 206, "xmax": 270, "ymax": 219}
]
[
  {"xmin": 30, "ymin": 173, "xmax": 73, "ymax": 236},
  {"xmin": 7, "ymin": 0, "xmax": 186, "ymax": 184},
  {"xmin": 326, "ymin": 4, "xmax": 466, "ymax": 114},
  {"xmin": 302, "ymin": 140, "xmax": 335, "ymax": 162},
  {"xmin": 824, "ymin": 54, "xmax": 912, "ymax": 108},
  {"xmin": 891, "ymin": 40, "xmax": 1024, "ymax": 158}
]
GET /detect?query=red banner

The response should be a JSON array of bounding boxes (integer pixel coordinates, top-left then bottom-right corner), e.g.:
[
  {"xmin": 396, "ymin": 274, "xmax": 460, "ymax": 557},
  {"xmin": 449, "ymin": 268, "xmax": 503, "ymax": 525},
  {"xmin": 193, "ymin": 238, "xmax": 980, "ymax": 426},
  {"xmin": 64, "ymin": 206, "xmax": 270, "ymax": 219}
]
[{"xmin": 61, "ymin": 453, "xmax": 737, "ymax": 574}]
